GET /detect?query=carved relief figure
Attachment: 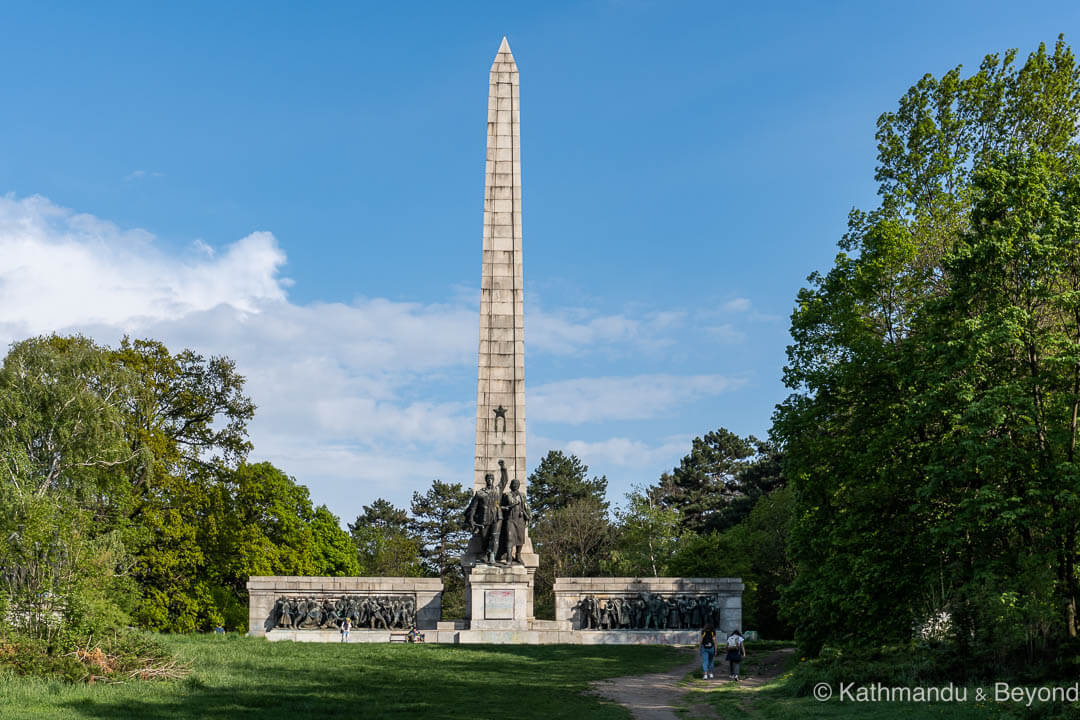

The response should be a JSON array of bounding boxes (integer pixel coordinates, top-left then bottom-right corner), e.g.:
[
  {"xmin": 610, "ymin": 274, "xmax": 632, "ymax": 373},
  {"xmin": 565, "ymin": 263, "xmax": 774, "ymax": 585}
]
[
  {"xmin": 271, "ymin": 594, "xmax": 421, "ymax": 632},
  {"xmin": 571, "ymin": 593, "xmax": 729, "ymax": 631},
  {"xmin": 577, "ymin": 595, "xmax": 597, "ymax": 629}
]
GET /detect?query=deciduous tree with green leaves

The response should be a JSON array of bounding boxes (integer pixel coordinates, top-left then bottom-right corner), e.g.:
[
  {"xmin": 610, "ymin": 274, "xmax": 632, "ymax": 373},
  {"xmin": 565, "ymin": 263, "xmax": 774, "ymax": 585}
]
[
  {"xmin": 606, "ymin": 487, "xmax": 682, "ymax": 578},
  {"xmin": 775, "ymin": 36, "xmax": 1080, "ymax": 664}
]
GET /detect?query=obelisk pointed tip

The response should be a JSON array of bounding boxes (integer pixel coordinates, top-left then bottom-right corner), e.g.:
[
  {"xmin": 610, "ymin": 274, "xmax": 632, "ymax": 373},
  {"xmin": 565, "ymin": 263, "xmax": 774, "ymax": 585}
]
[{"xmin": 492, "ymin": 36, "xmax": 516, "ymax": 68}]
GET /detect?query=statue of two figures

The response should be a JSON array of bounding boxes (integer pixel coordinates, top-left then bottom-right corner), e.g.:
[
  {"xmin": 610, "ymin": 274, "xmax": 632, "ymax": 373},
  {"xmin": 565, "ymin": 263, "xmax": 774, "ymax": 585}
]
[{"xmin": 464, "ymin": 459, "xmax": 531, "ymax": 565}]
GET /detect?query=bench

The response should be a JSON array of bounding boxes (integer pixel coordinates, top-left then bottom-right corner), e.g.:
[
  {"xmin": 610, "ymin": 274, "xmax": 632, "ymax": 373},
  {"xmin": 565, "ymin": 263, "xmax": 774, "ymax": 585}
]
[{"xmin": 389, "ymin": 632, "xmax": 409, "ymax": 643}]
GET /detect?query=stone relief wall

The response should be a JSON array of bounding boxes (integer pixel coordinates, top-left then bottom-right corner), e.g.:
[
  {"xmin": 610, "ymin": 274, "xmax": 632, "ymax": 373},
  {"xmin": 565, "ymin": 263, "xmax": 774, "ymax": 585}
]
[
  {"xmin": 272, "ymin": 595, "xmax": 417, "ymax": 630},
  {"xmin": 246, "ymin": 576, "xmax": 444, "ymax": 636},
  {"xmin": 554, "ymin": 577, "xmax": 744, "ymax": 632},
  {"xmin": 574, "ymin": 593, "xmax": 729, "ymax": 630}
]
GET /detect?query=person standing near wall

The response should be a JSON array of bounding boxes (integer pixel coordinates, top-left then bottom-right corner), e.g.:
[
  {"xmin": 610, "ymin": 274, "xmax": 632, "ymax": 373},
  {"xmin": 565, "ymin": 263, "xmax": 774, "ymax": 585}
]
[
  {"xmin": 341, "ymin": 617, "xmax": 351, "ymax": 643},
  {"xmin": 700, "ymin": 624, "xmax": 717, "ymax": 679}
]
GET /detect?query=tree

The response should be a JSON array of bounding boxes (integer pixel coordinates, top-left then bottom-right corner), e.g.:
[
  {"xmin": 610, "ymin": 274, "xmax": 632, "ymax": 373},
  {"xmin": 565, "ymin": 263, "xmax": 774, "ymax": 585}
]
[
  {"xmin": 527, "ymin": 450, "xmax": 608, "ymax": 522},
  {"xmin": 775, "ymin": 36, "xmax": 1080, "ymax": 659},
  {"xmin": 0, "ymin": 334, "xmax": 356, "ymax": 634},
  {"xmin": 410, "ymin": 479, "xmax": 472, "ymax": 619},
  {"xmin": 912, "ymin": 150, "xmax": 1080, "ymax": 657},
  {"xmin": 113, "ymin": 336, "xmax": 254, "ymax": 483},
  {"xmin": 310, "ymin": 505, "xmax": 362, "ymax": 577},
  {"xmin": 0, "ymin": 481, "xmax": 132, "ymax": 643},
  {"xmin": 0, "ymin": 335, "xmax": 137, "ymax": 504},
  {"xmin": 652, "ymin": 429, "xmax": 775, "ymax": 535},
  {"xmin": 108, "ymin": 337, "xmax": 258, "ymax": 631},
  {"xmin": 0, "ymin": 335, "xmax": 138, "ymax": 641},
  {"xmin": 531, "ymin": 496, "xmax": 612, "ymax": 618},
  {"xmin": 606, "ymin": 487, "xmax": 682, "ymax": 577},
  {"xmin": 133, "ymin": 460, "xmax": 359, "ymax": 632},
  {"xmin": 669, "ymin": 487, "xmax": 795, "ymax": 638},
  {"xmin": 350, "ymin": 498, "xmax": 411, "ymax": 533},
  {"xmin": 348, "ymin": 499, "xmax": 423, "ymax": 577},
  {"xmin": 410, "ymin": 480, "xmax": 471, "ymax": 578}
]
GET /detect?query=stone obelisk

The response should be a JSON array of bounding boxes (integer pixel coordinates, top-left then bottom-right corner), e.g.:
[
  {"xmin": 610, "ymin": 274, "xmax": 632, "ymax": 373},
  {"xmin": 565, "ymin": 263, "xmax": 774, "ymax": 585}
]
[
  {"xmin": 475, "ymin": 36, "xmax": 527, "ymax": 496},
  {"xmin": 464, "ymin": 38, "xmax": 537, "ymax": 632}
]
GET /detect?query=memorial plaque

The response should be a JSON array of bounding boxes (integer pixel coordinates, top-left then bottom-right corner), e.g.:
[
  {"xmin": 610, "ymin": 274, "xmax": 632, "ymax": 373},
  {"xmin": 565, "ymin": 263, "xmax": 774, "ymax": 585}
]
[{"xmin": 485, "ymin": 589, "xmax": 514, "ymax": 619}]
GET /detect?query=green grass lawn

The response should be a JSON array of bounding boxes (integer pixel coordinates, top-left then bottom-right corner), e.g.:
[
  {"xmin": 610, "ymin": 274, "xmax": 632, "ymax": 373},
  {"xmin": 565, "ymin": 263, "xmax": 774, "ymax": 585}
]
[
  {"xmin": 7, "ymin": 636, "xmax": 1072, "ymax": 720},
  {"xmin": 0, "ymin": 634, "xmax": 688, "ymax": 720},
  {"xmin": 686, "ymin": 681, "xmax": 1014, "ymax": 719},
  {"xmin": 681, "ymin": 647, "xmax": 1073, "ymax": 720}
]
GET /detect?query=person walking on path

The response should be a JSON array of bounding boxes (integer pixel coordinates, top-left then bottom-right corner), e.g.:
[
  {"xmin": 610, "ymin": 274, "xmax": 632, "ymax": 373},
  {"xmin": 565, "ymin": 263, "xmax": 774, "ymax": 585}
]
[
  {"xmin": 341, "ymin": 617, "xmax": 351, "ymax": 643},
  {"xmin": 700, "ymin": 624, "xmax": 717, "ymax": 679},
  {"xmin": 725, "ymin": 629, "xmax": 746, "ymax": 680}
]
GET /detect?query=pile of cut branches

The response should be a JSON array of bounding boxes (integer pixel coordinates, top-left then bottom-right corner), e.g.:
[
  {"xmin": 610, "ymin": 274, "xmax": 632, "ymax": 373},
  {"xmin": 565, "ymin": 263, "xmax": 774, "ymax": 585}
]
[{"xmin": 1, "ymin": 631, "xmax": 188, "ymax": 683}]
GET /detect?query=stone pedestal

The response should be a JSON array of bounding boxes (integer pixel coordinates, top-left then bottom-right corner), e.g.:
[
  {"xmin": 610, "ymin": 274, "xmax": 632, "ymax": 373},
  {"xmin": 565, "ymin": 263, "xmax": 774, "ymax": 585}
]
[{"xmin": 465, "ymin": 563, "xmax": 533, "ymax": 630}]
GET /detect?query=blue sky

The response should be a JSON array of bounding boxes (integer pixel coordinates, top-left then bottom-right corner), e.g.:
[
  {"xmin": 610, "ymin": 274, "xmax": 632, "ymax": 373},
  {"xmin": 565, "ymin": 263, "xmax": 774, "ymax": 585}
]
[{"xmin": 1, "ymin": 1, "xmax": 1077, "ymax": 521}]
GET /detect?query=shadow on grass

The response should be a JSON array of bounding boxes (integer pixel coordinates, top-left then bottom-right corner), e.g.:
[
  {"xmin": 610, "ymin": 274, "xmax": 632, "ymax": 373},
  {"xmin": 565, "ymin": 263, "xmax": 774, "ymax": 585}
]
[{"xmin": 56, "ymin": 640, "xmax": 688, "ymax": 720}]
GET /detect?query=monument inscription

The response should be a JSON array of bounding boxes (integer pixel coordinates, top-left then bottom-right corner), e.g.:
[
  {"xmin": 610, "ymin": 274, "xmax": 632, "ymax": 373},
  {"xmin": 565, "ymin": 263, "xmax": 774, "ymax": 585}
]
[{"xmin": 484, "ymin": 590, "xmax": 515, "ymax": 619}]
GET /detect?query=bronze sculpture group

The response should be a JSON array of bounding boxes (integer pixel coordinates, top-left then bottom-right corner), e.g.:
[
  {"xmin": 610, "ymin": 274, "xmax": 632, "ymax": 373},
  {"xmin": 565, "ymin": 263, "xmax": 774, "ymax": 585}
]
[
  {"xmin": 272, "ymin": 595, "xmax": 416, "ymax": 631},
  {"xmin": 575, "ymin": 592, "xmax": 728, "ymax": 631},
  {"xmin": 464, "ymin": 459, "xmax": 531, "ymax": 565}
]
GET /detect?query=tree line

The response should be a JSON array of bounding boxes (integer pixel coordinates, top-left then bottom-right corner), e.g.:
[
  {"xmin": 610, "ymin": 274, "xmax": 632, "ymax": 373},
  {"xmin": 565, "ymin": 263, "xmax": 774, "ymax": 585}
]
[{"xmin": 0, "ymin": 331, "xmax": 791, "ymax": 640}]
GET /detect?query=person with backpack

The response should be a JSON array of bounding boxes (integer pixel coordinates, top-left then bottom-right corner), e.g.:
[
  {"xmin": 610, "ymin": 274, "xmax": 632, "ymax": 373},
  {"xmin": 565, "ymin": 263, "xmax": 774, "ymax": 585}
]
[
  {"xmin": 700, "ymin": 624, "xmax": 717, "ymax": 679},
  {"xmin": 726, "ymin": 629, "xmax": 746, "ymax": 680}
]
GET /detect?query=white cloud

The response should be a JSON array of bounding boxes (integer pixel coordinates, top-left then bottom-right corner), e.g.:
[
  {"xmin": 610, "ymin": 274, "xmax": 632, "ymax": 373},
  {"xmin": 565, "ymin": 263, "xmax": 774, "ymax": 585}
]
[
  {"xmin": 124, "ymin": 170, "xmax": 164, "ymax": 181},
  {"xmin": 0, "ymin": 194, "xmax": 286, "ymax": 334},
  {"xmin": 705, "ymin": 323, "xmax": 747, "ymax": 343},
  {"xmin": 0, "ymin": 193, "xmax": 754, "ymax": 518},
  {"xmin": 530, "ymin": 373, "xmax": 745, "ymax": 424},
  {"xmin": 645, "ymin": 310, "xmax": 687, "ymax": 329},
  {"xmin": 563, "ymin": 435, "xmax": 690, "ymax": 468},
  {"xmin": 722, "ymin": 297, "xmax": 752, "ymax": 313},
  {"xmin": 528, "ymin": 306, "xmax": 691, "ymax": 355},
  {"xmin": 247, "ymin": 436, "xmax": 460, "ymax": 518},
  {"xmin": 529, "ymin": 308, "xmax": 640, "ymax": 354},
  {"xmin": 192, "ymin": 238, "xmax": 215, "ymax": 257},
  {"xmin": 0, "ymin": 195, "xmax": 479, "ymax": 511},
  {"xmin": 116, "ymin": 299, "xmax": 479, "ymax": 453}
]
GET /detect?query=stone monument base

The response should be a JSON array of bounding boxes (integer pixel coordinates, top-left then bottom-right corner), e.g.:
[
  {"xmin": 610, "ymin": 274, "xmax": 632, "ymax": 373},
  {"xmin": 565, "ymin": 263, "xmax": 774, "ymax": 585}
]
[
  {"xmin": 260, "ymin": 626, "xmax": 704, "ymax": 645},
  {"xmin": 465, "ymin": 563, "xmax": 532, "ymax": 631}
]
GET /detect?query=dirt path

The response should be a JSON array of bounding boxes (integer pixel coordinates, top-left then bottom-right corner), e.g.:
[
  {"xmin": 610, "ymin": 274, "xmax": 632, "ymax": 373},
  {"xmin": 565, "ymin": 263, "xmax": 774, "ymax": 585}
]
[
  {"xmin": 588, "ymin": 650, "xmax": 701, "ymax": 720},
  {"xmin": 588, "ymin": 647, "xmax": 795, "ymax": 720},
  {"xmin": 736, "ymin": 647, "xmax": 794, "ymax": 688}
]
